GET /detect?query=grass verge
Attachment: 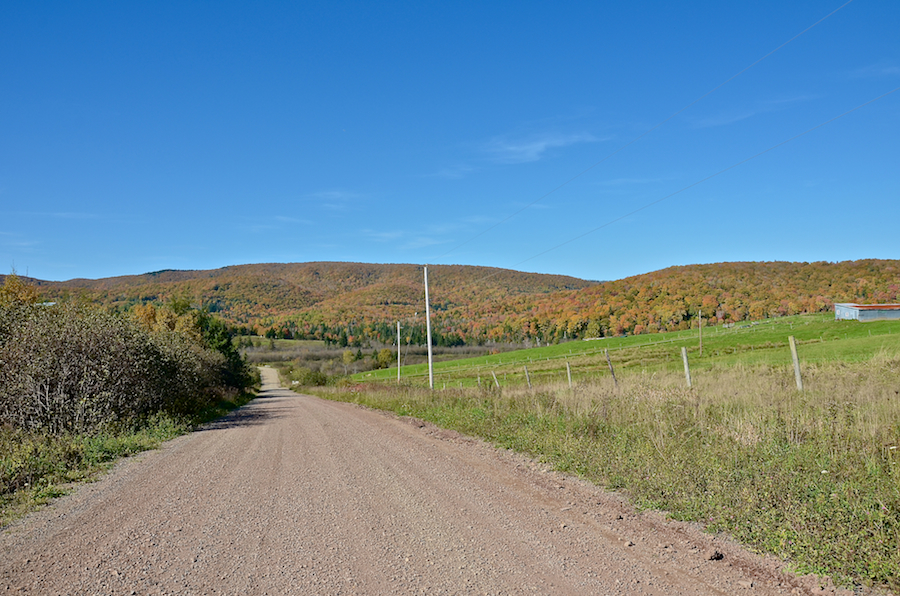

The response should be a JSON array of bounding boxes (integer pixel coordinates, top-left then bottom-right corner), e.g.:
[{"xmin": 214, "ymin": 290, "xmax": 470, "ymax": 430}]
[
  {"xmin": 359, "ymin": 314, "xmax": 900, "ymax": 387},
  {"xmin": 0, "ymin": 390, "xmax": 256, "ymax": 528},
  {"xmin": 312, "ymin": 359, "xmax": 900, "ymax": 592}
]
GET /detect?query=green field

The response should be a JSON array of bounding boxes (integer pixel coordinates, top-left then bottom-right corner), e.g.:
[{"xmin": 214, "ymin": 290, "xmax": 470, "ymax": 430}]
[
  {"xmin": 356, "ymin": 314, "xmax": 900, "ymax": 388},
  {"xmin": 320, "ymin": 314, "xmax": 900, "ymax": 589}
]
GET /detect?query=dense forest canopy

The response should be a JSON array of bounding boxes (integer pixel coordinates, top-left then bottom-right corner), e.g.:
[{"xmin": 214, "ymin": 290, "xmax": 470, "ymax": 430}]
[{"xmin": 9, "ymin": 259, "xmax": 899, "ymax": 346}]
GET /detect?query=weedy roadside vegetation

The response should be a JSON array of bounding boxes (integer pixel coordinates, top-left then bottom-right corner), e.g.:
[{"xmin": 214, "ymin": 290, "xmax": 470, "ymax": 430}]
[
  {"xmin": 310, "ymin": 347, "xmax": 900, "ymax": 591},
  {"xmin": 0, "ymin": 274, "xmax": 259, "ymax": 526},
  {"xmin": 245, "ymin": 337, "xmax": 520, "ymax": 379},
  {"xmin": 0, "ymin": 393, "xmax": 255, "ymax": 527}
]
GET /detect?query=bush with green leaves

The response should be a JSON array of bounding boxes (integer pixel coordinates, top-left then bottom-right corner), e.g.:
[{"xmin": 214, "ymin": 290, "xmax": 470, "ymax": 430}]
[{"xmin": 0, "ymin": 302, "xmax": 252, "ymax": 434}]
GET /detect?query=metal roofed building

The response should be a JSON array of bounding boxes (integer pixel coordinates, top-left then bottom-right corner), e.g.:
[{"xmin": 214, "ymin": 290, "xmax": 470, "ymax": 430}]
[{"xmin": 834, "ymin": 303, "xmax": 900, "ymax": 322}]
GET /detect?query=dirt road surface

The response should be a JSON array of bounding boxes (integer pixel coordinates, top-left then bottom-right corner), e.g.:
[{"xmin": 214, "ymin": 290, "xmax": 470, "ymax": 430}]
[{"xmin": 1, "ymin": 368, "xmax": 854, "ymax": 595}]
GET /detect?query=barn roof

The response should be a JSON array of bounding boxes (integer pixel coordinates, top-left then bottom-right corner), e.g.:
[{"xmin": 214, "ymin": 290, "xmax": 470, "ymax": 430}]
[{"xmin": 834, "ymin": 303, "xmax": 900, "ymax": 311}]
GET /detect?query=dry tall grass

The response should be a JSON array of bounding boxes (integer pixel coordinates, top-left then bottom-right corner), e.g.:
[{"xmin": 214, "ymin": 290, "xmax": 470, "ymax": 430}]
[{"xmin": 315, "ymin": 356, "xmax": 900, "ymax": 590}]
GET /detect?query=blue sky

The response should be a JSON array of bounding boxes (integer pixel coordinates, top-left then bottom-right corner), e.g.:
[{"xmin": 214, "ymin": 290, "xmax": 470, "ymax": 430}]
[{"xmin": 2, "ymin": 1, "xmax": 898, "ymax": 282}]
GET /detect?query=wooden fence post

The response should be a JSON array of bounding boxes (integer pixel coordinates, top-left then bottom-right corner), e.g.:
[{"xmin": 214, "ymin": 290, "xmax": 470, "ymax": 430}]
[
  {"xmin": 789, "ymin": 335, "xmax": 803, "ymax": 391},
  {"xmin": 492, "ymin": 371, "xmax": 500, "ymax": 389},
  {"xmin": 566, "ymin": 360, "xmax": 572, "ymax": 389},
  {"xmin": 681, "ymin": 347, "xmax": 692, "ymax": 389},
  {"xmin": 605, "ymin": 349, "xmax": 618, "ymax": 389},
  {"xmin": 524, "ymin": 366, "xmax": 532, "ymax": 389}
]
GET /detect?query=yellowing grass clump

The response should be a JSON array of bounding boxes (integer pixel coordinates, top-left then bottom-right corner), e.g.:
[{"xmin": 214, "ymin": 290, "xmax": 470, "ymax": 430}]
[{"xmin": 316, "ymin": 357, "xmax": 900, "ymax": 590}]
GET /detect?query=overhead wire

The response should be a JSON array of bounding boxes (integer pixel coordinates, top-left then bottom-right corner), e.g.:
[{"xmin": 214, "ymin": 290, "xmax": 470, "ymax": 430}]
[
  {"xmin": 400, "ymin": 85, "xmax": 896, "ymax": 363},
  {"xmin": 429, "ymin": 0, "xmax": 856, "ymax": 263},
  {"xmin": 402, "ymin": 1, "xmax": 866, "ymax": 356},
  {"xmin": 473, "ymin": 85, "xmax": 900, "ymax": 283},
  {"xmin": 399, "ymin": 76, "xmax": 890, "ymax": 367}
]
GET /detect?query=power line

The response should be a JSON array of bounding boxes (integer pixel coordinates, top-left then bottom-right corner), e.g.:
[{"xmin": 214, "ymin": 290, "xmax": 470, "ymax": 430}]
[
  {"xmin": 430, "ymin": 0, "xmax": 855, "ymax": 262},
  {"xmin": 475, "ymin": 85, "xmax": 900, "ymax": 282},
  {"xmin": 386, "ymin": 316, "xmax": 781, "ymax": 381},
  {"xmin": 414, "ymin": 66, "xmax": 887, "ymax": 347}
]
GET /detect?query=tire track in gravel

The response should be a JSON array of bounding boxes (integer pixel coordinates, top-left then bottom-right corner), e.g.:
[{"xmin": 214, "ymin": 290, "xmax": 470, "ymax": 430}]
[{"xmin": 0, "ymin": 368, "xmax": 857, "ymax": 595}]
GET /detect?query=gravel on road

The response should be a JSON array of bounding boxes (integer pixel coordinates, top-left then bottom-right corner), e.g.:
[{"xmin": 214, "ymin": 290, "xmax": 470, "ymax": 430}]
[{"xmin": 0, "ymin": 368, "xmax": 855, "ymax": 595}]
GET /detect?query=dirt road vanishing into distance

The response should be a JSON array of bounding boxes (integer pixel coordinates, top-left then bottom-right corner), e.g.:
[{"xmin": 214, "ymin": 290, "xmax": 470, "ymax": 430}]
[{"xmin": 1, "ymin": 368, "xmax": 859, "ymax": 595}]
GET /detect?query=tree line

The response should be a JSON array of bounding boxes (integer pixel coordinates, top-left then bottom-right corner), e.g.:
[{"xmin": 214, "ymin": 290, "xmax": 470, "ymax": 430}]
[
  {"xmin": 264, "ymin": 260, "xmax": 900, "ymax": 346},
  {"xmin": 0, "ymin": 274, "xmax": 257, "ymax": 434},
  {"xmin": 26, "ymin": 260, "xmax": 900, "ymax": 349}
]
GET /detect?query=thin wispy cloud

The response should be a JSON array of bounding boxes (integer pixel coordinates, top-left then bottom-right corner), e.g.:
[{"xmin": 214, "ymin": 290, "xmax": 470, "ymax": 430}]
[
  {"xmin": 691, "ymin": 95, "xmax": 817, "ymax": 128},
  {"xmin": 596, "ymin": 176, "xmax": 669, "ymax": 186},
  {"xmin": 425, "ymin": 222, "xmax": 466, "ymax": 236},
  {"xmin": 308, "ymin": 190, "xmax": 362, "ymax": 200},
  {"xmin": 358, "ymin": 222, "xmax": 466, "ymax": 250},
  {"xmin": 596, "ymin": 176, "xmax": 674, "ymax": 187},
  {"xmin": 507, "ymin": 201, "xmax": 551, "ymax": 210},
  {"xmin": 430, "ymin": 164, "xmax": 477, "ymax": 179},
  {"xmin": 0, "ymin": 232, "xmax": 39, "ymax": 249},
  {"xmin": 2, "ymin": 239, "xmax": 39, "ymax": 248},
  {"xmin": 402, "ymin": 236, "xmax": 444, "ymax": 250},
  {"xmin": 19, "ymin": 211, "xmax": 102, "ymax": 220},
  {"xmin": 362, "ymin": 230, "xmax": 404, "ymax": 242},
  {"xmin": 483, "ymin": 131, "xmax": 599, "ymax": 164},
  {"xmin": 275, "ymin": 215, "xmax": 311, "ymax": 224},
  {"xmin": 248, "ymin": 224, "xmax": 279, "ymax": 233},
  {"xmin": 849, "ymin": 63, "xmax": 900, "ymax": 79},
  {"xmin": 305, "ymin": 189, "xmax": 365, "ymax": 212},
  {"xmin": 693, "ymin": 110, "xmax": 759, "ymax": 128},
  {"xmin": 461, "ymin": 215, "xmax": 499, "ymax": 225}
]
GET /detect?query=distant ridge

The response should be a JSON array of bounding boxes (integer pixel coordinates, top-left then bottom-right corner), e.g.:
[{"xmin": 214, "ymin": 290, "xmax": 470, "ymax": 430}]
[
  {"xmin": 18, "ymin": 261, "xmax": 593, "ymax": 328},
  {"xmin": 8, "ymin": 259, "xmax": 900, "ymax": 344}
]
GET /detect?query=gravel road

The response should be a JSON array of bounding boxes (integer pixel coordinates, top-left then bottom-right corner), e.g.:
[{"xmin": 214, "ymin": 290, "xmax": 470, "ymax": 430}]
[{"xmin": 1, "ymin": 368, "xmax": 855, "ymax": 595}]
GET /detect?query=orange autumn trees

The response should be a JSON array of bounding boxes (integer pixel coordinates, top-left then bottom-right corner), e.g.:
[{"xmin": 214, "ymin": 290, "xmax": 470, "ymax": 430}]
[{"xmin": 19, "ymin": 259, "xmax": 900, "ymax": 345}]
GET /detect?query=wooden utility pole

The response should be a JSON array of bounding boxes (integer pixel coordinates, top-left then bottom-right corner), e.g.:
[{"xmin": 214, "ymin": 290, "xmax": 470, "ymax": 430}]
[
  {"xmin": 605, "ymin": 349, "xmax": 618, "ymax": 389},
  {"xmin": 681, "ymin": 347, "xmax": 692, "ymax": 389},
  {"xmin": 699, "ymin": 308, "xmax": 703, "ymax": 357},
  {"xmin": 424, "ymin": 266, "xmax": 434, "ymax": 390},
  {"xmin": 789, "ymin": 335, "xmax": 803, "ymax": 391}
]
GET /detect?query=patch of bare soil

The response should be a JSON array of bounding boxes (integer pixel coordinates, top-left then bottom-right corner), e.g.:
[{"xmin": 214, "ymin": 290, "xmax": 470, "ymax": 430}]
[{"xmin": 0, "ymin": 369, "xmax": 877, "ymax": 595}]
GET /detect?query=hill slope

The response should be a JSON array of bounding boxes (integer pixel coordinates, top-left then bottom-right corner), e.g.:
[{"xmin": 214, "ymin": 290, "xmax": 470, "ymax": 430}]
[
  {"xmin": 13, "ymin": 262, "xmax": 592, "ymax": 335},
  {"xmin": 10, "ymin": 259, "xmax": 900, "ymax": 345},
  {"xmin": 482, "ymin": 259, "xmax": 900, "ymax": 342}
]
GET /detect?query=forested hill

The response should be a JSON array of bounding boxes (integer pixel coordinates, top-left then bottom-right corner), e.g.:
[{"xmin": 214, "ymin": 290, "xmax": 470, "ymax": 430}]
[
  {"xmin": 490, "ymin": 259, "xmax": 900, "ymax": 342},
  {"xmin": 9, "ymin": 259, "xmax": 900, "ymax": 345},
  {"xmin": 15, "ymin": 261, "xmax": 594, "ymax": 329}
]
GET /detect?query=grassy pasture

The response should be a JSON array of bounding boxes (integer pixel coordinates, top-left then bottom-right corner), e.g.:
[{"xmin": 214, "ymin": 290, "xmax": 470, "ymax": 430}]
[
  {"xmin": 357, "ymin": 314, "xmax": 900, "ymax": 388},
  {"xmin": 323, "ymin": 314, "xmax": 900, "ymax": 590}
]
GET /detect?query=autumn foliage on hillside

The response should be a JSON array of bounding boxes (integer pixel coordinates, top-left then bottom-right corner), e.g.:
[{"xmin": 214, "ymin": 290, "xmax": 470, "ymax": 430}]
[
  {"xmin": 21, "ymin": 262, "xmax": 592, "ymax": 343},
  {"xmin": 487, "ymin": 260, "xmax": 900, "ymax": 343},
  {"xmin": 16, "ymin": 259, "xmax": 900, "ymax": 346}
]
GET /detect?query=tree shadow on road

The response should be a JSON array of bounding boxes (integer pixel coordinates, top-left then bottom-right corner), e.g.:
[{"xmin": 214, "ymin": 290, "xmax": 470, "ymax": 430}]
[{"xmin": 196, "ymin": 389, "xmax": 297, "ymax": 431}]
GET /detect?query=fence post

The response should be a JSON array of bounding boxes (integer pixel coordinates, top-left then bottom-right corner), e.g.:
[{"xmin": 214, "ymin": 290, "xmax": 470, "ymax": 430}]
[
  {"xmin": 605, "ymin": 349, "xmax": 618, "ymax": 389},
  {"xmin": 566, "ymin": 359, "xmax": 572, "ymax": 389},
  {"xmin": 789, "ymin": 335, "xmax": 803, "ymax": 391},
  {"xmin": 524, "ymin": 365, "xmax": 532, "ymax": 389},
  {"xmin": 681, "ymin": 347, "xmax": 692, "ymax": 389},
  {"xmin": 492, "ymin": 371, "xmax": 500, "ymax": 388}
]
